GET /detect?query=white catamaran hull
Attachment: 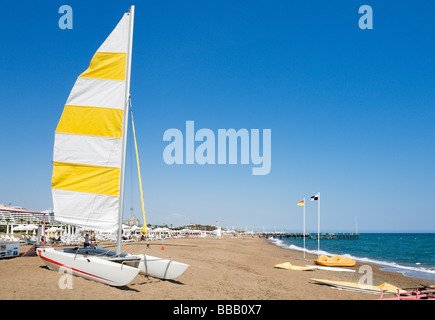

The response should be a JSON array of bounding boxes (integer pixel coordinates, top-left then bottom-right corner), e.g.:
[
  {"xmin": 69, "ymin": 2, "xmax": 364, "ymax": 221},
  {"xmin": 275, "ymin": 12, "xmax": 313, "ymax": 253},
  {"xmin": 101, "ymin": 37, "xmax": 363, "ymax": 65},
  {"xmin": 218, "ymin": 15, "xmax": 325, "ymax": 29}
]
[
  {"xmin": 38, "ymin": 247, "xmax": 139, "ymax": 287},
  {"xmin": 135, "ymin": 254, "xmax": 189, "ymax": 280}
]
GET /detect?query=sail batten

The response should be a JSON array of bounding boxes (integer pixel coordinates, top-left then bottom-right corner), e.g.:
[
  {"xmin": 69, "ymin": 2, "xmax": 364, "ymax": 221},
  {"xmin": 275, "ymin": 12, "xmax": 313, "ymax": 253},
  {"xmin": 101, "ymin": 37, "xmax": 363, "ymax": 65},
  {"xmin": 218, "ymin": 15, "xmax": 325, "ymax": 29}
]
[{"xmin": 52, "ymin": 13, "xmax": 130, "ymax": 232}]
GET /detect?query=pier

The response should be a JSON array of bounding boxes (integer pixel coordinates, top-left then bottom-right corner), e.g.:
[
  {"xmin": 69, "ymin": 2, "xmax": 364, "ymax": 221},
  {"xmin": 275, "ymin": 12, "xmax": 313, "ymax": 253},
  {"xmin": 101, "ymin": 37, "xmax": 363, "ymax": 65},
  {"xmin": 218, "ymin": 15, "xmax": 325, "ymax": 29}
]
[{"xmin": 260, "ymin": 232, "xmax": 359, "ymax": 240}]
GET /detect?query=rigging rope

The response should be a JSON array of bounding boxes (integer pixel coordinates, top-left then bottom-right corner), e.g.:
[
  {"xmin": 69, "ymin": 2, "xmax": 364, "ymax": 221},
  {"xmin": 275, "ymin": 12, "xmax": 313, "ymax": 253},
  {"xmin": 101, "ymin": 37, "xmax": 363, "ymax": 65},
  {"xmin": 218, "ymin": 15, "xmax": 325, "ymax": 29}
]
[{"xmin": 129, "ymin": 100, "xmax": 148, "ymax": 238}]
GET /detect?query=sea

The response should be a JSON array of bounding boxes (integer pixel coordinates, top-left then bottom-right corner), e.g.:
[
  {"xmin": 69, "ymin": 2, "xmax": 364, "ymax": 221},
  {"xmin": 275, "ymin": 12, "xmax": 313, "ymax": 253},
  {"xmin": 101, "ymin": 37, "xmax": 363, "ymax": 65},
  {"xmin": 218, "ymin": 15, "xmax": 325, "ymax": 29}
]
[{"xmin": 268, "ymin": 233, "xmax": 435, "ymax": 281}]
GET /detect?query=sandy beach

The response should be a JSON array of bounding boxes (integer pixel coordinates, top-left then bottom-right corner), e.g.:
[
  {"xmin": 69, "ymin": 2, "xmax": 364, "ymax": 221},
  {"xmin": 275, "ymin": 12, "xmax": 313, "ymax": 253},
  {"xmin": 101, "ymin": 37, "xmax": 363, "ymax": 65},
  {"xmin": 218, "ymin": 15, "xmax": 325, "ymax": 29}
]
[{"xmin": 1, "ymin": 236, "xmax": 434, "ymax": 300}]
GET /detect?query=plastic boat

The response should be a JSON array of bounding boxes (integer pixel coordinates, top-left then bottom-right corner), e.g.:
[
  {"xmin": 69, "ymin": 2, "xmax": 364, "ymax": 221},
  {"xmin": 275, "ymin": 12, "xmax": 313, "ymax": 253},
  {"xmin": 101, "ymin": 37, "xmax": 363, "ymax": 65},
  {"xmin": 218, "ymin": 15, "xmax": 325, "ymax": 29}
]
[{"xmin": 314, "ymin": 255, "xmax": 356, "ymax": 267}]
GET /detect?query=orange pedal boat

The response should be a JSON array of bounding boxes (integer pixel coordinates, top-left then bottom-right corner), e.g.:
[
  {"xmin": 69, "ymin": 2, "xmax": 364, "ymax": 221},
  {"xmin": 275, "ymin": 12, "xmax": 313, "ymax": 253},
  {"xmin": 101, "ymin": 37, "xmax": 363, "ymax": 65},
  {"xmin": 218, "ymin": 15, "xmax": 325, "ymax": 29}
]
[{"xmin": 314, "ymin": 255, "xmax": 356, "ymax": 267}]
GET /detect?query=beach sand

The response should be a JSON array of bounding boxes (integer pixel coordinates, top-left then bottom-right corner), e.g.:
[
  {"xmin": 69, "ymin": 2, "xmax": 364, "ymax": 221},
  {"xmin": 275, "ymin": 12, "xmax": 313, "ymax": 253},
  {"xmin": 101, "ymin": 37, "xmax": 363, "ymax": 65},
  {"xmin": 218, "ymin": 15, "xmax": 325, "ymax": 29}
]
[{"xmin": 1, "ymin": 236, "xmax": 434, "ymax": 300}]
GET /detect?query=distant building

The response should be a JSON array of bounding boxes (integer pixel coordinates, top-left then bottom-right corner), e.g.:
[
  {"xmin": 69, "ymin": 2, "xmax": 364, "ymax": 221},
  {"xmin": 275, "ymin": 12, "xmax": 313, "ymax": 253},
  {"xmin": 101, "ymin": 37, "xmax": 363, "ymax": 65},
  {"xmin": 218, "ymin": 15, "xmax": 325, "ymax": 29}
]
[
  {"xmin": 0, "ymin": 204, "xmax": 55, "ymax": 226},
  {"xmin": 123, "ymin": 213, "xmax": 140, "ymax": 227}
]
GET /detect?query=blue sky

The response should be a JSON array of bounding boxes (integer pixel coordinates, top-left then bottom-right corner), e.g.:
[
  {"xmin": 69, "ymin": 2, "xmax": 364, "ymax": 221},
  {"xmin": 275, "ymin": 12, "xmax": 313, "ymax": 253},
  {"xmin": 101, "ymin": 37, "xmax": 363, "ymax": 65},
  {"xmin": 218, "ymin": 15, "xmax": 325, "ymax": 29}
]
[{"xmin": 0, "ymin": 1, "xmax": 434, "ymax": 232}]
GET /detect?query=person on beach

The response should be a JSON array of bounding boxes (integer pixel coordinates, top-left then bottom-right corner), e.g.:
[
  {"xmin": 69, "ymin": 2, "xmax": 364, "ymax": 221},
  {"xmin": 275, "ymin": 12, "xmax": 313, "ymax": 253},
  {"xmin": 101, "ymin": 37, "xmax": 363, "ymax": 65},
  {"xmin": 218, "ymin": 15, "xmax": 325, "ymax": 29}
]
[{"xmin": 84, "ymin": 233, "xmax": 90, "ymax": 247}]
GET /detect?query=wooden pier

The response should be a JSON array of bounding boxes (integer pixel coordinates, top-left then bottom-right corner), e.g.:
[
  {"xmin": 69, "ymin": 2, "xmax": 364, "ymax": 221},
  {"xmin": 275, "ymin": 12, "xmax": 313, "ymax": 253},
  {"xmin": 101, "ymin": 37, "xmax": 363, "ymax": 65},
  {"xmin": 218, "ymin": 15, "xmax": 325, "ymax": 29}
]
[{"xmin": 260, "ymin": 232, "xmax": 359, "ymax": 240}]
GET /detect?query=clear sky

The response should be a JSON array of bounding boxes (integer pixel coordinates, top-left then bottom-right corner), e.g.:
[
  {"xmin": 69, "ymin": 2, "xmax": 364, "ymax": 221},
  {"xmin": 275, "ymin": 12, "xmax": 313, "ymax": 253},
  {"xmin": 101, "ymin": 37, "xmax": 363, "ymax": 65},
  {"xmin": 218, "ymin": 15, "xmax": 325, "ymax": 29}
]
[{"xmin": 0, "ymin": 1, "xmax": 434, "ymax": 232}]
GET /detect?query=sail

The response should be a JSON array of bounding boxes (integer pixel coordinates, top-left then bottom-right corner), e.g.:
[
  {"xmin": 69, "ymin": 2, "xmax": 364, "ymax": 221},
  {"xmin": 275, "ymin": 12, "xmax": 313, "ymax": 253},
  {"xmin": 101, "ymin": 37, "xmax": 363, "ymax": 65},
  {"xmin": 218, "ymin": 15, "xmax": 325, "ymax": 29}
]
[{"xmin": 52, "ymin": 13, "xmax": 130, "ymax": 232}]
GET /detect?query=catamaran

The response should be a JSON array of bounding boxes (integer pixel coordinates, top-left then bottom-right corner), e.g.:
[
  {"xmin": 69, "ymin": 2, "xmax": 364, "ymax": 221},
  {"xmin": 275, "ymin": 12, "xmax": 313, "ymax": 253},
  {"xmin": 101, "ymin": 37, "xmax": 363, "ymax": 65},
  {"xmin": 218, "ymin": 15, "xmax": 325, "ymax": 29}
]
[{"xmin": 38, "ymin": 5, "xmax": 188, "ymax": 286}]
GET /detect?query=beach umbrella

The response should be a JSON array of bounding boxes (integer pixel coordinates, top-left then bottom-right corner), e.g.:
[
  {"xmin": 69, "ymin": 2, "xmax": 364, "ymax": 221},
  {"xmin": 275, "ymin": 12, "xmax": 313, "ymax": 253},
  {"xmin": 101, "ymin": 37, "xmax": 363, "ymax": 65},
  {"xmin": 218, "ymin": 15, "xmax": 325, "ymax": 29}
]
[
  {"xmin": 46, "ymin": 227, "xmax": 63, "ymax": 233},
  {"xmin": 131, "ymin": 225, "xmax": 141, "ymax": 231}
]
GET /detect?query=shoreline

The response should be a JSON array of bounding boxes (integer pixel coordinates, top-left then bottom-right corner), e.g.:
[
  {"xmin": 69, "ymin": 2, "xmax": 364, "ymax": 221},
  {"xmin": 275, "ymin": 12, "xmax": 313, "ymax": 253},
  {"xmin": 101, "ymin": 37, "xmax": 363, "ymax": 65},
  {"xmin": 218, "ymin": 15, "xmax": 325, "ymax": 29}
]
[
  {"xmin": 267, "ymin": 236, "xmax": 435, "ymax": 282},
  {"xmin": 263, "ymin": 237, "xmax": 435, "ymax": 289},
  {"xmin": 1, "ymin": 236, "xmax": 434, "ymax": 300}
]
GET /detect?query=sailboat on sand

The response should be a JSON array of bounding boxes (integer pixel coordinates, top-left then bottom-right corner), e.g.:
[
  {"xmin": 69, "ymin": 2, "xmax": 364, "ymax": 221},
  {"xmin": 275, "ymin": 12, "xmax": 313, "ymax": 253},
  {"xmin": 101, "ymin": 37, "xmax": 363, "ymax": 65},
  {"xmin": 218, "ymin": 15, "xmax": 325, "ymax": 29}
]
[{"xmin": 38, "ymin": 6, "xmax": 188, "ymax": 286}]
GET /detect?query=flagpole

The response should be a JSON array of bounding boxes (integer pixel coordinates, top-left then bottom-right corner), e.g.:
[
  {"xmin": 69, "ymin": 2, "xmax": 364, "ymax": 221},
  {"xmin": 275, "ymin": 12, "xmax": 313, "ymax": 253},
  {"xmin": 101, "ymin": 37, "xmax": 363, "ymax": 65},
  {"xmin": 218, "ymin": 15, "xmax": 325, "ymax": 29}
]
[
  {"xmin": 317, "ymin": 191, "xmax": 320, "ymax": 256},
  {"xmin": 356, "ymin": 216, "xmax": 358, "ymax": 234},
  {"xmin": 303, "ymin": 197, "xmax": 306, "ymax": 259}
]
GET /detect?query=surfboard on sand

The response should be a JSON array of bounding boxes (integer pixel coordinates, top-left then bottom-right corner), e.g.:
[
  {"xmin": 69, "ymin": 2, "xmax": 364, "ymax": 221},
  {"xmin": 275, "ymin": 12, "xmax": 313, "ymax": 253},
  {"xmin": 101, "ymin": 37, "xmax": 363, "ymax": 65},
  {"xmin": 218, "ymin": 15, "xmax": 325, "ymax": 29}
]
[
  {"xmin": 306, "ymin": 265, "xmax": 355, "ymax": 272},
  {"xmin": 310, "ymin": 278, "xmax": 401, "ymax": 294},
  {"xmin": 274, "ymin": 262, "xmax": 315, "ymax": 271}
]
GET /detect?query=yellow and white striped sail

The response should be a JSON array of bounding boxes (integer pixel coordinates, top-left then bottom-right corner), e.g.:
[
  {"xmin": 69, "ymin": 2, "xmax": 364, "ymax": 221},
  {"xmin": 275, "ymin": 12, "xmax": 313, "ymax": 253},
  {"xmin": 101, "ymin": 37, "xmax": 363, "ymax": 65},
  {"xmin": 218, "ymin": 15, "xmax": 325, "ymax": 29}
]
[{"xmin": 52, "ymin": 13, "xmax": 130, "ymax": 232}]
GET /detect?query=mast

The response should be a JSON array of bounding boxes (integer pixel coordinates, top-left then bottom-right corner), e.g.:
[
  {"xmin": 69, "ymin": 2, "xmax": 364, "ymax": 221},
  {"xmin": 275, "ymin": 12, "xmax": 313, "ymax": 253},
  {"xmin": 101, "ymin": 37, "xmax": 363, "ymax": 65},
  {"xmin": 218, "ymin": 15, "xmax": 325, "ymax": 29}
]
[{"xmin": 116, "ymin": 5, "xmax": 135, "ymax": 255}]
